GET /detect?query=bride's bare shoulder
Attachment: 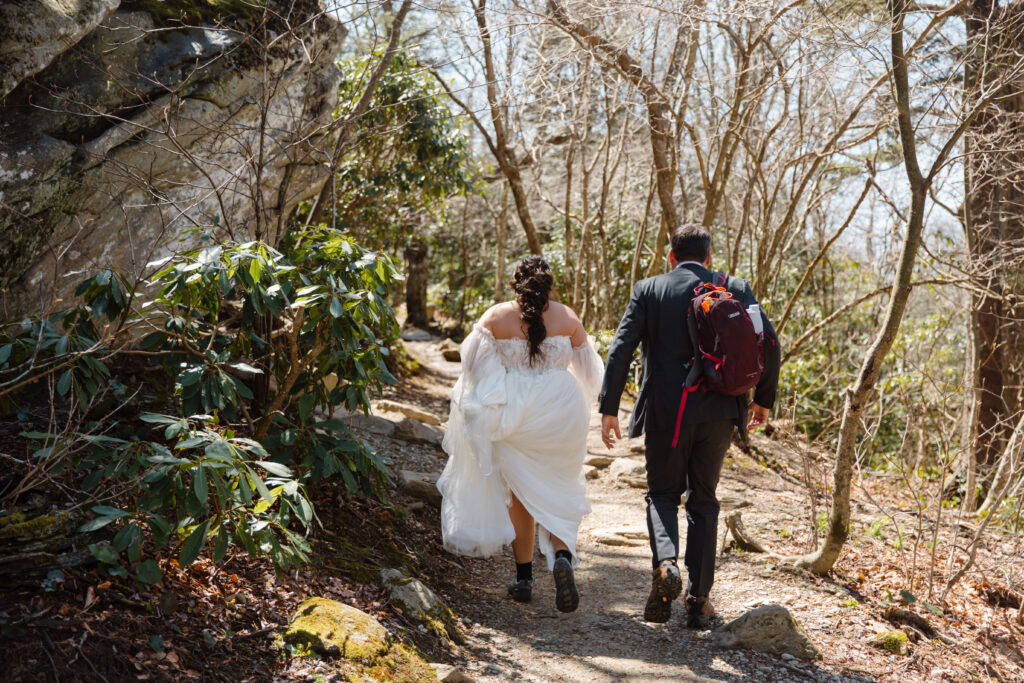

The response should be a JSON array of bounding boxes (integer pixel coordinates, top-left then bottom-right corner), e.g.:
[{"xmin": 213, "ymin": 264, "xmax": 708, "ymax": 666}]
[
  {"xmin": 479, "ymin": 301, "xmax": 519, "ymax": 331},
  {"xmin": 545, "ymin": 301, "xmax": 584, "ymax": 337}
]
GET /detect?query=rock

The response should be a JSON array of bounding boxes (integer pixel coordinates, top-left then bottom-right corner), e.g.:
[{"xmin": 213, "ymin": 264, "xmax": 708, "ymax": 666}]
[
  {"xmin": 438, "ymin": 338, "xmax": 461, "ymax": 362},
  {"xmin": 399, "ymin": 471, "xmax": 442, "ymax": 506},
  {"xmin": 583, "ymin": 465, "xmax": 599, "ymax": 480},
  {"xmin": 430, "ymin": 663, "xmax": 475, "ymax": 682},
  {"xmin": 342, "ymin": 413, "xmax": 396, "ymax": 437},
  {"xmin": 1, "ymin": 2, "xmax": 348, "ymax": 314},
  {"xmin": 374, "ymin": 399, "xmax": 442, "ymax": 426},
  {"xmin": 584, "ymin": 454, "xmax": 614, "ymax": 468},
  {"xmin": 719, "ymin": 493, "xmax": 753, "ymax": 510},
  {"xmin": 711, "ymin": 604, "xmax": 822, "ymax": 660},
  {"xmin": 628, "ymin": 440, "xmax": 646, "ymax": 454},
  {"xmin": 380, "ymin": 569, "xmax": 463, "ymax": 643},
  {"xmin": 609, "ymin": 458, "xmax": 647, "ymax": 489},
  {"xmin": 401, "ymin": 327, "xmax": 433, "ymax": 342},
  {"xmin": 283, "ymin": 597, "xmax": 389, "ymax": 660},
  {"xmin": 867, "ymin": 630, "xmax": 909, "ymax": 656},
  {"xmin": 592, "ymin": 529, "xmax": 647, "ymax": 547},
  {"xmin": 394, "ymin": 418, "xmax": 444, "ymax": 446},
  {"xmin": 0, "ymin": 0, "xmax": 120, "ymax": 99}
]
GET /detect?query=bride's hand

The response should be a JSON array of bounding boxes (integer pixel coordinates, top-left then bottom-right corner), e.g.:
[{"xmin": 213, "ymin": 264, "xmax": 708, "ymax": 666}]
[{"xmin": 601, "ymin": 414, "xmax": 621, "ymax": 449}]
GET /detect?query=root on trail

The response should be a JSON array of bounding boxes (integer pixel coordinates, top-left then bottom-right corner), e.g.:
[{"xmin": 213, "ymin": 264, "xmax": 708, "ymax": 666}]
[{"xmin": 725, "ymin": 511, "xmax": 769, "ymax": 554}]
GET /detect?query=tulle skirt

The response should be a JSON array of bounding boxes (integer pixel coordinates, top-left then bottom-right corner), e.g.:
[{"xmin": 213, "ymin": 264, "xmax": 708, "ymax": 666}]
[{"xmin": 438, "ymin": 368, "xmax": 592, "ymax": 570}]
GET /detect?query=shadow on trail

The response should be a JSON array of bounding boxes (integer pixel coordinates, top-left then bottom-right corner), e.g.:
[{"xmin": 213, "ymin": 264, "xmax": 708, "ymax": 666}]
[{"xmin": 456, "ymin": 544, "xmax": 877, "ymax": 683}]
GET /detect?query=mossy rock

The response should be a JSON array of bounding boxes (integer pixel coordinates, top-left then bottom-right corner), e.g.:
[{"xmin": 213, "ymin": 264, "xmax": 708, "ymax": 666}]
[
  {"xmin": 283, "ymin": 598, "xmax": 390, "ymax": 661},
  {"xmin": 868, "ymin": 630, "xmax": 909, "ymax": 655},
  {"xmin": 0, "ymin": 510, "xmax": 74, "ymax": 543},
  {"xmin": 363, "ymin": 643, "xmax": 440, "ymax": 683}
]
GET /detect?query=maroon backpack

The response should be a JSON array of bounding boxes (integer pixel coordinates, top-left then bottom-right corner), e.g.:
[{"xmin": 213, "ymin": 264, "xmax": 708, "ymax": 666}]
[{"xmin": 672, "ymin": 273, "xmax": 765, "ymax": 446}]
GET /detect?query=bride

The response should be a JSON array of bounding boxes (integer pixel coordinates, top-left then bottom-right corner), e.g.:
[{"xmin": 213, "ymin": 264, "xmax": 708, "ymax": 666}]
[{"xmin": 438, "ymin": 255, "xmax": 602, "ymax": 613}]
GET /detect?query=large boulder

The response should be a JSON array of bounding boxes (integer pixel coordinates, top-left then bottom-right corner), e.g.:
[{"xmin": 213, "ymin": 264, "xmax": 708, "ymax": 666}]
[
  {"xmin": 0, "ymin": 1, "xmax": 346, "ymax": 314},
  {"xmin": 0, "ymin": 0, "xmax": 120, "ymax": 99},
  {"xmin": 711, "ymin": 604, "xmax": 822, "ymax": 660},
  {"xmin": 283, "ymin": 597, "xmax": 390, "ymax": 660}
]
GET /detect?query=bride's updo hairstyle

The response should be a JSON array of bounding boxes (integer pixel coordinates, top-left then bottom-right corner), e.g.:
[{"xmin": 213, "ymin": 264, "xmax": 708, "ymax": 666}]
[{"xmin": 510, "ymin": 255, "xmax": 553, "ymax": 364}]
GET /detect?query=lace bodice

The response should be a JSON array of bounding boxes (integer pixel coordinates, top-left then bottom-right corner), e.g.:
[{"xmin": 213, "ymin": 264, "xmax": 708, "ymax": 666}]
[{"xmin": 492, "ymin": 335, "xmax": 573, "ymax": 373}]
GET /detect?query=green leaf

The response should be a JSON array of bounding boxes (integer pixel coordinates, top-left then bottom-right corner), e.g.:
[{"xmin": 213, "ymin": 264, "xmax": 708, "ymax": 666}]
[
  {"xmin": 229, "ymin": 362, "xmax": 262, "ymax": 375},
  {"xmin": 0, "ymin": 344, "xmax": 12, "ymax": 364},
  {"xmin": 178, "ymin": 520, "xmax": 211, "ymax": 566},
  {"xmin": 899, "ymin": 590, "xmax": 917, "ymax": 604},
  {"xmin": 329, "ymin": 297, "xmax": 343, "ymax": 318},
  {"xmin": 135, "ymin": 559, "xmax": 163, "ymax": 584},
  {"xmin": 89, "ymin": 542, "xmax": 120, "ymax": 565},
  {"xmin": 214, "ymin": 525, "xmax": 229, "ymax": 562},
  {"xmin": 78, "ymin": 516, "xmax": 117, "ymax": 532},
  {"xmin": 256, "ymin": 461, "xmax": 293, "ymax": 478},
  {"xmin": 139, "ymin": 413, "xmax": 179, "ymax": 425},
  {"xmin": 92, "ymin": 505, "xmax": 130, "ymax": 519},
  {"xmin": 194, "ymin": 463, "xmax": 209, "ymax": 503},
  {"xmin": 56, "ymin": 369, "xmax": 72, "ymax": 396},
  {"xmin": 922, "ymin": 602, "xmax": 943, "ymax": 615}
]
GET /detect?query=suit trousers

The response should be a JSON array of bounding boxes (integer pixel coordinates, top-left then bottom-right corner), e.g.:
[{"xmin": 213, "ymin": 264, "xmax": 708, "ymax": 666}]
[{"xmin": 644, "ymin": 419, "xmax": 734, "ymax": 598}]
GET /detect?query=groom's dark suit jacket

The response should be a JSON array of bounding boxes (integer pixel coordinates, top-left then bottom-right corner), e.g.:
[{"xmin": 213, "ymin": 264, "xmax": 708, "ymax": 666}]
[{"xmin": 599, "ymin": 263, "xmax": 781, "ymax": 438}]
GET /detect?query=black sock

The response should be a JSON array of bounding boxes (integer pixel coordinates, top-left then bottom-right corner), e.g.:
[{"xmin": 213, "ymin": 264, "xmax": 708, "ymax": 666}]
[
  {"xmin": 516, "ymin": 561, "xmax": 533, "ymax": 582},
  {"xmin": 555, "ymin": 549, "xmax": 573, "ymax": 563}
]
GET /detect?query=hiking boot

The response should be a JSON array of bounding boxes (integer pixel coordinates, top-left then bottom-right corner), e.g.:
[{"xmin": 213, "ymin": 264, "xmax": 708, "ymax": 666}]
[
  {"xmin": 684, "ymin": 594, "xmax": 715, "ymax": 629},
  {"xmin": 643, "ymin": 562, "xmax": 683, "ymax": 623},
  {"xmin": 508, "ymin": 577, "xmax": 534, "ymax": 603},
  {"xmin": 552, "ymin": 556, "xmax": 579, "ymax": 613}
]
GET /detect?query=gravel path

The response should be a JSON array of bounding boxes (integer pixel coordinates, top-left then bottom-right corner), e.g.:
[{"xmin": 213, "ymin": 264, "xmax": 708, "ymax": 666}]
[{"xmin": 373, "ymin": 337, "xmax": 959, "ymax": 683}]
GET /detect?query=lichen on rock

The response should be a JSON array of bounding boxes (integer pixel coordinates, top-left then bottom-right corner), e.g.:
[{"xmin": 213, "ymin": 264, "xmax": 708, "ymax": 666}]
[
  {"xmin": 710, "ymin": 604, "xmax": 822, "ymax": 660},
  {"xmin": 380, "ymin": 568, "xmax": 464, "ymax": 644},
  {"xmin": 283, "ymin": 597, "xmax": 390, "ymax": 661},
  {"xmin": 868, "ymin": 629, "xmax": 909, "ymax": 655}
]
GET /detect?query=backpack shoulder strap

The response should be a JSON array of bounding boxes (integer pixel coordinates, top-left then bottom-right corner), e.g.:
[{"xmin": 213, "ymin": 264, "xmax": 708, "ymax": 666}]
[{"xmin": 713, "ymin": 271, "xmax": 729, "ymax": 289}]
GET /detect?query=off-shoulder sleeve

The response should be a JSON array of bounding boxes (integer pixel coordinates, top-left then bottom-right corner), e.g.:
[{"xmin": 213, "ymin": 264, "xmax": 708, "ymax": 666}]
[
  {"xmin": 442, "ymin": 325, "xmax": 506, "ymax": 477},
  {"xmin": 569, "ymin": 336, "xmax": 603, "ymax": 403},
  {"xmin": 437, "ymin": 324, "xmax": 515, "ymax": 558}
]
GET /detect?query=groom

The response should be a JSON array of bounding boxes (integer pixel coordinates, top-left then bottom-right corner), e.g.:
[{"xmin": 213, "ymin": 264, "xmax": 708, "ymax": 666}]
[{"xmin": 599, "ymin": 223, "xmax": 780, "ymax": 628}]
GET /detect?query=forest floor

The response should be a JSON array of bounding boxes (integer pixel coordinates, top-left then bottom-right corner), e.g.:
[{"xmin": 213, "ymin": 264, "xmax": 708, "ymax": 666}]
[{"xmin": 2, "ymin": 334, "xmax": 1022, "ymax": 682}]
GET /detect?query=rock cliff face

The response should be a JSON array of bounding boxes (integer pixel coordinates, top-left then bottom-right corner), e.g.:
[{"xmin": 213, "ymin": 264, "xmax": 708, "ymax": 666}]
[{"xmin": 0, "ymin": 0, "xmax": 345, "ymax": 314}]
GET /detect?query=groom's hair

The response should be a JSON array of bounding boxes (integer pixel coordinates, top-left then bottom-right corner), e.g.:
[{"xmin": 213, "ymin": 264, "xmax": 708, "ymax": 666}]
[{"xmin": 671, "ymin": 223, "xmax": 711, "ymax": 262}]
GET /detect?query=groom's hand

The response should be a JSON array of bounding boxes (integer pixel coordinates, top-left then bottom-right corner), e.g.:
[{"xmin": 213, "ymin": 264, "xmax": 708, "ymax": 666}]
[
  {"xmin": 747, "ymin": 403, "xmax": 769, "ymax": 430},
  {"xmin": 601, "ymin": 414, "xmax": 621, "ymax": 449}
]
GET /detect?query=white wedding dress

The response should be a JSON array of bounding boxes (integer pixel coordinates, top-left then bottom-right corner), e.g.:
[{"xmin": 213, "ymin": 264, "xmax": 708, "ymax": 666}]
[{"xmin": 438, "ymin": 325, "xmax": 603, "ymax": 570}]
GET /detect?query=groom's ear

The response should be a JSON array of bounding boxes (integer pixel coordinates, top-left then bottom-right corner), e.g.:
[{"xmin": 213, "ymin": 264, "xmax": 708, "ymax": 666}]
[{"xmin": 703, "ymin": 251, "xmax": 712, "ymax": 267}]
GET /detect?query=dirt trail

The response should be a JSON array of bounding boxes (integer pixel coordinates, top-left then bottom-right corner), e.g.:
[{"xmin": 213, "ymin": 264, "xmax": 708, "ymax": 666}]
[{"xmin": 383, "ymin": 339, "xmax": 974, "ymax": 683}]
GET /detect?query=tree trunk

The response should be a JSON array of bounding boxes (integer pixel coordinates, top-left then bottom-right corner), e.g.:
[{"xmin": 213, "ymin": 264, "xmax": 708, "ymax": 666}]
[
  {"xmin": 547, "ymin": 1, "xmax": 679, "ymax": 277},
  {"xmin": 797, "ymin": 0, "xmax": 929, "ymax": 574},
  {"xmin": 404, "ymin": 236, "xmax": 429, "ymax": 327},
  {"xmin": 474, "ymin": 0, "xmax": 543, "ymax": 256},
  {"xmin": 495, "ymin": 185, "xmax": 508, "ymax": 303},
  {"xmin": 965, "ymin": 0, "xmax": 1024, "ymax": 470}
]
